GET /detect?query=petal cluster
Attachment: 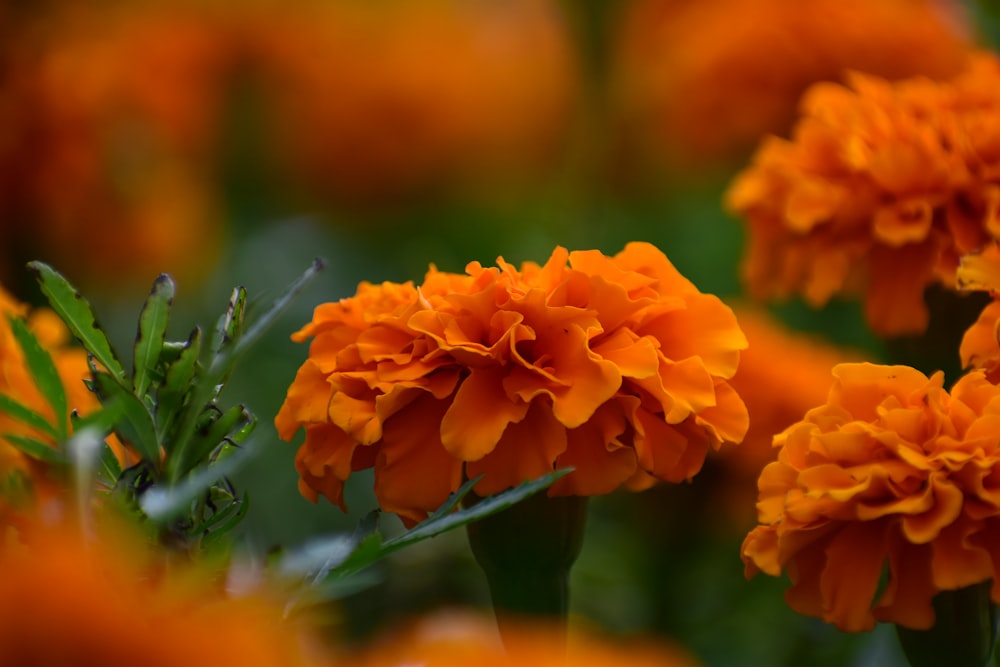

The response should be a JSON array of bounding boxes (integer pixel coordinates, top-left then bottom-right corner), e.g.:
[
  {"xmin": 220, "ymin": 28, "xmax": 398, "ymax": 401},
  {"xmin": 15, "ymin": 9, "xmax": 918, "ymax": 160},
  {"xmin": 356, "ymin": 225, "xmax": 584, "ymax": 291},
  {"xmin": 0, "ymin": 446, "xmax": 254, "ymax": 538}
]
[
  {"xmin": 726, "ymin": 53, "xmax": 1000, "ymax": 335},
  {"xmin": 276, "ymin": 242, "xmax": 748, "ymax": 526},
  {"xmin": 742, "ymin": 362, "xmax": 1000, "ymax": 631}
]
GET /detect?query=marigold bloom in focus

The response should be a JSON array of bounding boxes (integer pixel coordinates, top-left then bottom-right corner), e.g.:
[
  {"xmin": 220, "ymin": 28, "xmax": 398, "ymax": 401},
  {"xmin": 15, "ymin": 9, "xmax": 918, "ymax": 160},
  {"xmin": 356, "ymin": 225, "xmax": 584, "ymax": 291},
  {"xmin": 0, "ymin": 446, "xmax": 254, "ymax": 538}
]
[
  {"xmin": 276, "ymin": 242, "xmax": 748, "ymax": 526},
  {"xmin": 0, "ymin": 285, "xmax": 129, "ymax": 513},
  {"xmin": 611, "ymin": 0, "xmax": 971, "ymax": 168},
  {"xmin": 0, "ymin": 518, "xmax": 323, "ymax": 667},
  {"xmin": 742, "ymin": 362, "xmax": 1000, "ymax": 631},
  {"xmin": 727, "ymin": 53, "xmax": 1000, "ymax": 336},
  {"xmin": 349, "ymin": 610, "xmax": 700, "ymax": 667}
]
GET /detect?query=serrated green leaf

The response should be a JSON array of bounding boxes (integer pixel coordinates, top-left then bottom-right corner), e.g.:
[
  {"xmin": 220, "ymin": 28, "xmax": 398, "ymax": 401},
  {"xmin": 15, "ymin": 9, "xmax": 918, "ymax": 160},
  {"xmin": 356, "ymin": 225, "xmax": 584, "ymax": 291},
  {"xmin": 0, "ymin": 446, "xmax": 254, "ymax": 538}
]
[
  {"xmin": 233, "ymin": 258, "xmax": 324, "ymax": 363},
  {"xmin": 199, "ymin": 492, "xmax": 249, "ymax": 550},
  {"xmin": 7, "ymin": 316, "xmax": 67, "ymax": 440},
  {"xmin": 156, "ymin": 327, "xmax": 202, "ymax": 434},
  {"xmin": 168, "ymin": 404, "xmax": 252, "ymax": 480},
  {"xmin": 27, "ymin": 262, "xmax": 126, "ymax": 386},
  {"xmin": 91, "ymin": 372, "xmax": 159, "ymax": 466},
  {"xmin": 323, "ymin": 470, "xmax": 571, "ymax": 581},
  {"xmin": 132, "ymin": 274, "xmax": 174, "ymax": 399},
  {"xmin": 3, "ymin": 433, "xmax": 66, "ymax": 465},
  {"xmin": 166, "ymin": 261, "xmax": 322, "ymax": 483},
  {"xmin": 327, "ymin": 531, "xmax": 386, "ymax": 579},
  {"xmin": 139, "ymin": 436, "xmax": 257, "ymax": 522},
  {"xmin": 378, "ymin": 469, "xmax": 571, "ymax": 558},
  {"xmin": 213, "ymin": 286, "xmax": 247, "ymax": 359},
  {"xmin": 0, "ymin": 393, "xmax": 58, "ymax": 440}
]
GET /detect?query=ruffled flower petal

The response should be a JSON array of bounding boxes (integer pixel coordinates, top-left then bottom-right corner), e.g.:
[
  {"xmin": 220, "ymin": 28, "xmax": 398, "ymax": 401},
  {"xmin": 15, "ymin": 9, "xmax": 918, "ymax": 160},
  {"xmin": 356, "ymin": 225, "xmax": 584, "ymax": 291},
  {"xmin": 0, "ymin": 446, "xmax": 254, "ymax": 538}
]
[{"xmin": 277, "ymin": 243, "xmax": 748, "ymax": 523}]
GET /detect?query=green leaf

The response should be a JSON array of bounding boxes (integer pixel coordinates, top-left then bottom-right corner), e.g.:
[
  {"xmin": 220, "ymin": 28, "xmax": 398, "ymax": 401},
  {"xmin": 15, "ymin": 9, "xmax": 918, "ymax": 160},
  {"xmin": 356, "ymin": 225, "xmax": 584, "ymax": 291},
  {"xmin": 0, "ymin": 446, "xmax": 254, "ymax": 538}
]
[
  {"xmin": 139, "ymin": 436, "xmax": 257, "ymax": 523},
  {"xmin": 167, "ymin": 261, "xmax": 322, "ymax": 483},
  {"xmin": 323, "ymin": 470, "xmax": 572, "ymax": 581},
  {"xmin": 2, "ymin": 434, "xmax": 66, "ymax": 465},
  {"xmin": 0, "ymin": 393, "xmax": 58, "ymax": 440},
  {"xmin": 7, "ymin": 316, "xmax": 67, "ymax": 440},
  {"xmin": 241, "ymin": 258, "xmax": 324, "ymax": 349},
  {"xmin": 95, "ymin": 440, "xmax": 124, "ymax": 489},
  {"xmin": 168, "ymin": 404, "xmax": 252, "ymax": 480},
  {"xmin": 381, "ymin": 469, "xmax": 573, "ymax": 554},
  {"xmin": 68, "ymin": 400, "xmax": 127, "ymax": 489},
  {"xmin": 156, "ymin": 327, "xmax": 202, "ymax": 436},
  {"xmin": 212, "ymin": 286, "xmax": 247, "ymax": 360},
  {"xmin": 132, "ymin": 274, "xmax": 175, "ymax": 399},
  {"xmin": 27, "ymin": 261, "xmax": 126, "ymax": 386},
  {"xmin": 91, "ymin": 372, "xmax": 159, "ymax": 466},
  {"xmin": 199, "ymin": 492, "xmax": 249, "ymax": 551}
]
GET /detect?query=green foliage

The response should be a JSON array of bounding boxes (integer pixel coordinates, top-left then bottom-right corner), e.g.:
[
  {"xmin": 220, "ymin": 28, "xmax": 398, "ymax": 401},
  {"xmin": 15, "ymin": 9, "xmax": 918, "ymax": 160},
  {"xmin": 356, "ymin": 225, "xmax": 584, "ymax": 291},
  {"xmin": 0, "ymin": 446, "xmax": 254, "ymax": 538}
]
[
  {"xmin": 14, "ymin": 260, "xmax": 324, "ymax": 554},
  {"xmin": 277, "ymin": 469, "xmax": 572, "ymax": 612}
]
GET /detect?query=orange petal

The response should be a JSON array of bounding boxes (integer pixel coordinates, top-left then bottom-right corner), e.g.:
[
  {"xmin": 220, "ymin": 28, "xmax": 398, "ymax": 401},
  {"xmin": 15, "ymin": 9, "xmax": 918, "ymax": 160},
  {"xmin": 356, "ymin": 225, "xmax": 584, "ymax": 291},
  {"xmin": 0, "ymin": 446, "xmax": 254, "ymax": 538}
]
[
  {"xmin": 440, "ymin": 367, "xmax": 530, "ymax": 461},
  {"xmin": 874, "ymin": 537, "xmax": 936, "ymax": 629},
  {"xmin": 375, "ymin": 396, "xmax": 463, "ymax": 527},
  {"xmin": 819, "ymin": 521, "xmax": 889, "ymax": 632},
  {"xmin": 466, "ymin": 400, "xmax": 568, "ymax": 496}
]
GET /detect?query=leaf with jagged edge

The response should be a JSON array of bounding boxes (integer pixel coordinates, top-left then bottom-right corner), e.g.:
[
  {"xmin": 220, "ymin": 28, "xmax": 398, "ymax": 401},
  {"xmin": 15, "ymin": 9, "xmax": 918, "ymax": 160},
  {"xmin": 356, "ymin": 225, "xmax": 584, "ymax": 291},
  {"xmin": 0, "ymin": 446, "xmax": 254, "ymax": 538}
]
[
  {"xmin": 7, "ymin": 316, "xmax": 67, "ymax": 441},
  {"xmin": 167, "ymin": 260, "xmax": 323, "ymax": 484},
  {"xmin": 132, "ymin": 274, "xmax": 174, "ymax": 400},
  {"xmin": 139, "ymin": 437, "xmax": 257, "ymax": 523},
  {"xmin": 27, "ymin": 262, "xmax": 126, "ymax": 387},
  {"xmin": 168, "ymin": 404, "xmax": 253, "ymax": 480},
  {"xmin": 325, "ymin": 469, "xmax": 573, "ymax": 580},
  {"xmin": 156, "ymin": 327, "xmax": 202, "ymax": 444}
]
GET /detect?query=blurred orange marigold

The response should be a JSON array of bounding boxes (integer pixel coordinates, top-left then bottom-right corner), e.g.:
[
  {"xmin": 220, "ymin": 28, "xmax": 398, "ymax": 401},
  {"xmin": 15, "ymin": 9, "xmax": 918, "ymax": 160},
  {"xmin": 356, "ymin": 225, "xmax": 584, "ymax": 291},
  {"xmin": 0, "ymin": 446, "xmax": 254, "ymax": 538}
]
[
  {"xmin": 0, "ymin": 518, "xmax": 323, "ymax": 667},
  {"xmin": 276, "ymin": 242, "xmax": 749, "ymax": 526},
  {"xmin": 726, "ymin": 53, "xmax": 1000, "ymax": 336},
  {"xmin": 611, "ymin": 0, "xmax": 972, "ymax": 168},
  {"xmin": 742, "ymin": 362, "xmax": 1000, "ymax": 631},
  {"xmin": 349, "ymin": 610, "xmax": 700, "ymax": 667}
]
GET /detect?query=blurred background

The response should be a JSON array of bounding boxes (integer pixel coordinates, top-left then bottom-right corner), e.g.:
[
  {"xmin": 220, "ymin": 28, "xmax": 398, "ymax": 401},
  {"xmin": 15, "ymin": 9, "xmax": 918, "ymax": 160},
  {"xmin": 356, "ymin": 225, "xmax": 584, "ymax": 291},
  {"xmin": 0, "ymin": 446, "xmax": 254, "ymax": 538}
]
[{"xmin": 2, "ymin": 1, "xmax": 997, "ymax": 664}]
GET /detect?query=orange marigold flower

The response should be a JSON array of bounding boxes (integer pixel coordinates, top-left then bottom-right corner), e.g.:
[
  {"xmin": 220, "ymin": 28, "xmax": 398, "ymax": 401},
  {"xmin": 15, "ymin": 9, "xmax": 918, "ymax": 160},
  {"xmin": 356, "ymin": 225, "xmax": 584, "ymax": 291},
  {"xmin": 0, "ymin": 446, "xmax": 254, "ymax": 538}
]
[
  {"xmin": 610, "ymin": 0, "xmax": 972, "ymax": 168},
  {"xmin": 0, "ymin": 285, "xmax": 131, "ymax": 512},
  {"xmin": 0, "ymin": 518, "xmax": 324, "ymax": 666},
  {"xmin": 742, "ymin": 362, "xmax": 1000, "ymax": 632},
  {"xmin": 726, "ymin": 52, "xmax": 1000, "ymax": 336},
  {"xmin": 276, "ymin": 242, "xmax": 749, "ymax": 526},
  {"xmin": 348, "ymin": 610, "xmax": 700, "ymax": 667}
]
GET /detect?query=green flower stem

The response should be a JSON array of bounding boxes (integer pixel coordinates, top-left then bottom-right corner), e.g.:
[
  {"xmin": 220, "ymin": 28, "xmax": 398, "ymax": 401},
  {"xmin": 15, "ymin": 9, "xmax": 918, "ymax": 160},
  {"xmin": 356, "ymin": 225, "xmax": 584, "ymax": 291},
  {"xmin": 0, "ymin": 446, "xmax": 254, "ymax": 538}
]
[
  {"xmin": 896, "ymin": 581, "xmax": 999, "ymax": 667},
  {"xmin": 465, "ymin": 491, "xmax": 588, "ymax": 644}
]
